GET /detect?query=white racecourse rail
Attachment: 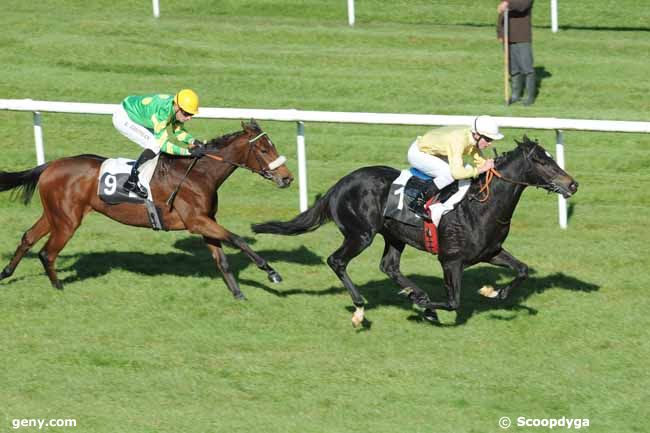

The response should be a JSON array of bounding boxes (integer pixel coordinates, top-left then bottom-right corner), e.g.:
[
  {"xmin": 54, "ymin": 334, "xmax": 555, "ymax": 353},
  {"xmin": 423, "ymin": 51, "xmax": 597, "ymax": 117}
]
[{"xmin": 2, "ymin": 99, "xmax": 650, "ymax": 228}]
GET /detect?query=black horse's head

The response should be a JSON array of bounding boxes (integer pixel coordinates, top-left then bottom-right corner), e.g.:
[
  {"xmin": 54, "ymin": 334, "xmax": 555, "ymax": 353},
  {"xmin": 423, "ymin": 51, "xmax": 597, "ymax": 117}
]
[
  {"xmin": 518, "ymin": 136, "xmax": 578, "ymax": 197},
  {"xmin": 497, "ymin": 136, "xmax": 578, "ymax": 198},
  {"xmin": 205, "ymin": 120, "xmax": 293, "ymax": 188}
]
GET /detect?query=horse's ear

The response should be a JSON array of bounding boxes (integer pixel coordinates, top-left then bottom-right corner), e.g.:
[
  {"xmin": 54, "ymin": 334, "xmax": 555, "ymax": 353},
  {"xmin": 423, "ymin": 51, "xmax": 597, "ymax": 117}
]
[{"xmin": 241, "ymin": 120, "xmax": 249, "ymax": 132}]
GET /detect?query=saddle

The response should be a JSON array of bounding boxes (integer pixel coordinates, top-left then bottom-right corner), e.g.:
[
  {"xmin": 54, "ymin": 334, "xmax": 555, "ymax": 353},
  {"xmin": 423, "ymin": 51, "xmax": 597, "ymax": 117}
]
[
  {"xmin": 384, "ymin": 169, "xmax": 459, "ymax": 226},
  {"xmin": 383, "ymin": 168, "xmax": 471, "ymax": 254},
  {"xmin": 97, "ymin": 158, "xmax": 165, "ymax": 231}
]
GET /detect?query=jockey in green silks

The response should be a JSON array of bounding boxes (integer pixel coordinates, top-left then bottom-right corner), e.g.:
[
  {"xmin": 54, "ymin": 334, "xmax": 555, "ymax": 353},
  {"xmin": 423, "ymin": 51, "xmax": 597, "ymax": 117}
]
[{"xmin": 112, "ymin": 89, "xmax": 205, "ymax": 199}]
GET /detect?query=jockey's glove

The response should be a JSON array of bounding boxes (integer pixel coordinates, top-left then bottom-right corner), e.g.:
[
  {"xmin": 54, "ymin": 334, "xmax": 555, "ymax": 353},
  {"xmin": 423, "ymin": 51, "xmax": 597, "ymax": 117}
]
[{"xmin": 190, "ymin": 146, "xmax": 208, "ymax": 158}]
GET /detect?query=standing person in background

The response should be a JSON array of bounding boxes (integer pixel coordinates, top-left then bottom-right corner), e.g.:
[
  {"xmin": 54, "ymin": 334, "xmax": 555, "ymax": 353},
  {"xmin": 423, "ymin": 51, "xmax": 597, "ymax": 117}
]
[{"xmin": 498, "ymin": 0, "xmax": 536, "ymax": 106}]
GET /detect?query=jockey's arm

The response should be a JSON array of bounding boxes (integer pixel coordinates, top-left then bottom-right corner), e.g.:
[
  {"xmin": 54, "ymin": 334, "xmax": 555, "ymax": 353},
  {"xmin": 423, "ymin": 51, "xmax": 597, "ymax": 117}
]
[
  {"xmin": 172, "ymin": 122, "xmax": 199, "ymax": 146},
  {"xmin": 154, "ymin": 128, "xmax": 192, "ymax": 156},
  {"xmin": 447, "ymin": 142, "xmax": 480, "ymax": 180}
]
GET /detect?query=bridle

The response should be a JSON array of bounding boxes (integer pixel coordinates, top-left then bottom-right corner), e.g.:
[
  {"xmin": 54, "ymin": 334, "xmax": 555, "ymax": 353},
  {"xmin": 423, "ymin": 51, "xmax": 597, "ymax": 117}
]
[
  {"xmin": 203, "ymin": 131, "xmax": 286, "ymax": 179},
  {"xmin": 166, "ymin": 130, "xmax": 286, "ymax": 211},
  {"xmin": 474, "ymin": 146, "xmax": 559, "ymax": 202}
]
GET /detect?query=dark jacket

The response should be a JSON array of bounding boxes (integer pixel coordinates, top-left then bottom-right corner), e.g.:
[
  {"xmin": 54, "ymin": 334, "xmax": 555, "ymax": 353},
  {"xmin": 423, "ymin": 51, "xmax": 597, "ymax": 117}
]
[{"xmin": 497, "ymin": 0, "xmax": 534, "ymax": 43}]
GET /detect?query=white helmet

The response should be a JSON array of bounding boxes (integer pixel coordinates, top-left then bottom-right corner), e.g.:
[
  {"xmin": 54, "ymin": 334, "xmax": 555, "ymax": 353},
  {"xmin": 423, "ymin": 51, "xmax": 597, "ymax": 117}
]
[{"xmin": 471, "ymin": 115, "xmax": 504, "ymax": 140}]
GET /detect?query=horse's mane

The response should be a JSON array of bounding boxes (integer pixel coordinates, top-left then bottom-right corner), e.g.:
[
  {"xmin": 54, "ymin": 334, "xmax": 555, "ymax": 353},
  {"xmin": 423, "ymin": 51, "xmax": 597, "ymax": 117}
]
[
  {"xmin": 205, "ymin": 131, "xmax": 244, "ymax": 149},
  {"xmin": 204, "ymin": 120, "xmax": 262, "ymax": 150},
  {"xmin": 493, "ymin": 135, "xmax": 538, "ymax": 168},
  {"xmin": 467, "ymin": 135, "xmax": 538, "ymax": 194}
]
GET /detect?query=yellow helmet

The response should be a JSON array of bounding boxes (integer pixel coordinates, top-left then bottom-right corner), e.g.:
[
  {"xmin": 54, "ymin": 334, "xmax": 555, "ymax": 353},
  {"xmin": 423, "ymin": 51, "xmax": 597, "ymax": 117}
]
[{"xmin": 174, "ymin": 89, "xmax": 199, "ymax": 115}]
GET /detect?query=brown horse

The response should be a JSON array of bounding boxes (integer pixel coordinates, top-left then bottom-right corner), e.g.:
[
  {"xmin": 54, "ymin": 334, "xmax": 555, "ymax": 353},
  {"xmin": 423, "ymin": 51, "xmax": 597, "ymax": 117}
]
[{"xmin": 0, "ymin": 120, "xmax": 293, "ymax": 298}]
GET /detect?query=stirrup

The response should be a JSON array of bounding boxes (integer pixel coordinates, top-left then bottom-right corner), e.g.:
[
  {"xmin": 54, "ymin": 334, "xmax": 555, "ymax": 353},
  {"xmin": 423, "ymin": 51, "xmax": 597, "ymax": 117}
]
[
  {"xmin": 123, "ymin": 178, "xmax": 148, "ymax": 199},
  {"xmin": 409, "ymin": 200, "xmax": 431, "ymax": 220}
]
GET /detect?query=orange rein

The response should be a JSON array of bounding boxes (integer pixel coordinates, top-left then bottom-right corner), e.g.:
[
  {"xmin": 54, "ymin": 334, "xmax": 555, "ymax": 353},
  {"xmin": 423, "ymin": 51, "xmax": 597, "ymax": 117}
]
[
  {"xmin": 477, "ymin": 168, "xmax": 503, "ymax": 202},
  {"xmin": 204, "ymin": 153, "xmax": 224, "ymax": 162}
]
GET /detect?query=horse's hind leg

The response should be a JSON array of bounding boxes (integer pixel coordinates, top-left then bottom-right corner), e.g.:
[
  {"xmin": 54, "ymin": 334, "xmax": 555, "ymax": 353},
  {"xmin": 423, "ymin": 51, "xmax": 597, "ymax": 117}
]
[
  {"xmin": 203, "ymin": 237, "xmax": 245, "ymax": 300},
  {"xmin": 38, "ymin": 221, "xmax": 82, "ymax": 290},
  {"xmin": 327, "ymin": 231, "xmax": 375, "ymax": 327},
  {"xmin": 379, "ymin": 237, "xmax": 434, "ymax": 311},
  {"xmin": 1, "ymin": 214, "xmax": 51, "ymax": 282},
  {"xmin": 36, "ymin": 199, "xmax": 89, "ymax": 290},
  {"xmin": 423, "ymin": 259, "xmax": 464, "ymax": 323}
]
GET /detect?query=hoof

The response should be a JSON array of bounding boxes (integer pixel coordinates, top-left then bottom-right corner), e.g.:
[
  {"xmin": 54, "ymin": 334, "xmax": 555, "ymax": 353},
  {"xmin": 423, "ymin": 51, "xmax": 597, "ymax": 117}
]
[
  {"xmin": 268, "ymin": 271, "xmax": 282, "ymax": 284},
  {"xmin": 351, "ymin": 306, "xmax": 365, "ymax": 328},
  {"xmin": 0, "ymin": 268, "xmax": 11, "ymax": 280},
  {"xmin": 234, "ymin": 292, "xmax": 247, "ymax": 300},
  {"xmin": 53, "ymin": 281, "xmax": 64, "ymax": 291},
  {"xmin": 423, "ymin": 308, "xmax": 439, "ymax": 324},
  {"xmin": 478, "ymin": 285, "xmax": 499, "ymax": 299},
  {"xmin": 398, "ymin": 287, "xmax": 414, "ymax": 297}
]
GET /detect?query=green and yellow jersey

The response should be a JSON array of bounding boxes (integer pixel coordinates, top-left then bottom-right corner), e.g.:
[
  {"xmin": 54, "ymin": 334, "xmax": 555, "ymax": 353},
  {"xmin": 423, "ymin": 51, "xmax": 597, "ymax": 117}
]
[{"xmin": 122, "ymin": 94, "xmax": 196, "ymax": 156}]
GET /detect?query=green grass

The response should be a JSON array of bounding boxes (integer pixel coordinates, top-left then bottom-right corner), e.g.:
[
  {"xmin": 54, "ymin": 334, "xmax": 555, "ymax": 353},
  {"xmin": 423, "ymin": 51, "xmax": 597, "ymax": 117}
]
[{"xmin": 1, "ymin": 2, "xmax": 649, "ymax": 432}]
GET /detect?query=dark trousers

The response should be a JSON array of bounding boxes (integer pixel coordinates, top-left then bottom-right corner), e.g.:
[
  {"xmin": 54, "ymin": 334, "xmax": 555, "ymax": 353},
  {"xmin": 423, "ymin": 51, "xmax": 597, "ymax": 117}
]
[{"xmin": 509, "ymin": 42, "xmax": 534, "ymax": 76}]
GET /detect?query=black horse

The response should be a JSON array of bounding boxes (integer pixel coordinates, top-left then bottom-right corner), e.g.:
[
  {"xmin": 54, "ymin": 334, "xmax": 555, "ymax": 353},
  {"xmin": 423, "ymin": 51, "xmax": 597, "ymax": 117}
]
[{"xmin": 252, "ymin": 136, "xmax": 578, "ymax": 325}]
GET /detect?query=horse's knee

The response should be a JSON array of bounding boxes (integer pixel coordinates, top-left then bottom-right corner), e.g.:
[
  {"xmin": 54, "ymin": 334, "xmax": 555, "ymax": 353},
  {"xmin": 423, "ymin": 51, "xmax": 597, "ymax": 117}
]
[
  {"xmin": 518, "ymin": 264, "xmax": 529, "ymax": 279},
  {"xmin": 215, "ymin": 255, "xmax": 231, "ymax": 274},
  {"xmin": 38, "ymin": 250, "xmax": 50, "ymax": 266},
  {"xmin": 327, "ymin": 255, "xmax": 344, "ymax": 273}
]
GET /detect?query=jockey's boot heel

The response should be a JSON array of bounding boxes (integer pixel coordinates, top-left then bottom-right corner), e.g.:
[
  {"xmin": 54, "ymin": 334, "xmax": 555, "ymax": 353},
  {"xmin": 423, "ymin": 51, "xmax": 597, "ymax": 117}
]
[{"xmin": 123, "ymin": 170, "xmax": 149, "ymax": 199}]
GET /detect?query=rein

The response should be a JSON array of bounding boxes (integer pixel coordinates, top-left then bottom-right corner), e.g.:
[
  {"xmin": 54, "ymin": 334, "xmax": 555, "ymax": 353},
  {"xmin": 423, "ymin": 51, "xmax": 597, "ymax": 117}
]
[
  {"xmin": 476, "ymin": 168, "xmax": 552, "ymax": 203},
  {"xmin": 166, "ymin": 130, "xmax": 285, "ymax": 210}
]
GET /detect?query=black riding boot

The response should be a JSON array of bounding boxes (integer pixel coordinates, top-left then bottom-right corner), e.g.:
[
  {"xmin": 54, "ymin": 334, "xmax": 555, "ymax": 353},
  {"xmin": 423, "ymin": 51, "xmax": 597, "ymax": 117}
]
[
  {"xmin": 509, "ymin": 74, "xmax": 525, "ymax": 105},
  {"xmin": 123, "ymin": 149, "xmax": 156, "ymax": 199},
  {"xmin": 410, "ymin": 183, "xmax": 440, "ymax": 220},
  {"xmin": 523, "ymin": 73, "xmax": 537, "ymax": 106}
]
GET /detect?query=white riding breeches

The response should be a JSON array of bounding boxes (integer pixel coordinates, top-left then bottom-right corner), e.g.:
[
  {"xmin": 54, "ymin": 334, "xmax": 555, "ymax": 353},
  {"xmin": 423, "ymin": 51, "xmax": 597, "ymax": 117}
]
[
  {"xmin": 407, "ymin": 140, "xmax": 474, "ymax": 226},
  {"xmin": 112, "ymin": 106, "xmax": 160, "ymax": 153},
  {"xmin": 407, "ymin": 141, "xmax": 454, "ymax": 190}
]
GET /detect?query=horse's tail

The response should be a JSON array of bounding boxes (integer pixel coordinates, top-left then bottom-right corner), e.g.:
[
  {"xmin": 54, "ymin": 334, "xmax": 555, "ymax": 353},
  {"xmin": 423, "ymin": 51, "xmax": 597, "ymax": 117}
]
[
  {"xmin": 252, "ymin": 190, "xmax": 333, "ymax": 236},
  {"xmin": 0, "ymin": 164, "xmax": 48, "ymax": 205}
]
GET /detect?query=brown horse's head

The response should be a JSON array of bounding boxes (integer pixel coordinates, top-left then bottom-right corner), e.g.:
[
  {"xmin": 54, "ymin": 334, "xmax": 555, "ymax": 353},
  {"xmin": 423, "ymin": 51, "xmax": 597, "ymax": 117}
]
[
  {"xmin": 205, "ymin": 120, "xmax": 293, "ymax": 188},
  {"xmin": 239, "ymin": 120, "xmax": 293, "ymax": 188}
]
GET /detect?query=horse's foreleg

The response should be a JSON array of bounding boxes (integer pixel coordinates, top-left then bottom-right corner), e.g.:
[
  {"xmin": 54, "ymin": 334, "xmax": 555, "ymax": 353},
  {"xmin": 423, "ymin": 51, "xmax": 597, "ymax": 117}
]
[
  {"xmin": 1, "ymin": 214, "xmax": 51, "ymax": 282},
  {"xmin": 203, "ymin": 237, "xmax": 245, "ymax": 300},
  {"xmin": 187, "ymin": 216, "xmax": 279, "ymax": 299},
  {"xmin": 379, "ymin": 237, "xmax": 433, "ymax": 309},
  {"xmin": 328, "ymin": 232, "xmax": 375, "ymax": 327},
  {"xmin": 223, "ymin": 232, "xmax": 282, "ymax": 284},
  {"xmin": 483, "ymin": 248, "xmax": 529, "ymax": 300}
]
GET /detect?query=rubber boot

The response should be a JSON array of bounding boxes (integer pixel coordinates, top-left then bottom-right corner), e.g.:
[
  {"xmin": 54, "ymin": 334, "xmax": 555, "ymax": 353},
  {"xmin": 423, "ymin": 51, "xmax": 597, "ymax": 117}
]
[
  {"xmin": 509, "ymin": 74, "xmax": 524, "ymax": 105},
  {"xmin": 523, "ymin": 73, "xmax": 537, "ymax": 106}
]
